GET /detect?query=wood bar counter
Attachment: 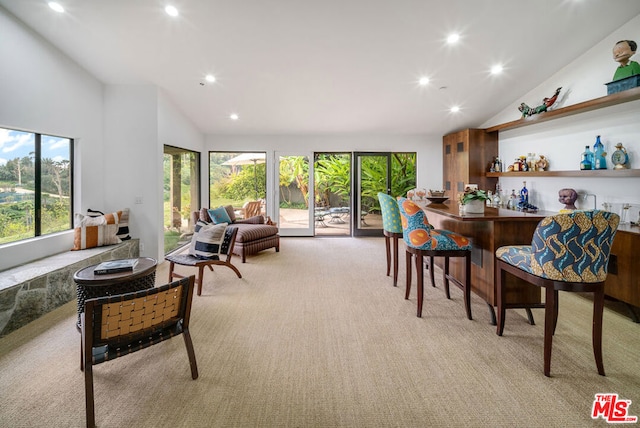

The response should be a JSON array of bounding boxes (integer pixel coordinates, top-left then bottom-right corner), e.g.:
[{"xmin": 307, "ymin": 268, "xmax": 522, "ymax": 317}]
[{"xmin": 421, "ymin": 202, "xmax": 552, "ymax": 324}]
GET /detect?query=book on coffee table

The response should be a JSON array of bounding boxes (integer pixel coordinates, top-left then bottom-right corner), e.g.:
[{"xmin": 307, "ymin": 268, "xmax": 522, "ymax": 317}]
[{"xmin": 93, "ymin": 258, "xmax": 139, "ymax": 275}]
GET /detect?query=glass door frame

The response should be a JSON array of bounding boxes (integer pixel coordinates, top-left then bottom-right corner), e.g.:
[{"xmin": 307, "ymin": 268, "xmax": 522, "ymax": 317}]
[{"xmin": 352, "ymin": 152, "xmax": 392, "ymax": 237}]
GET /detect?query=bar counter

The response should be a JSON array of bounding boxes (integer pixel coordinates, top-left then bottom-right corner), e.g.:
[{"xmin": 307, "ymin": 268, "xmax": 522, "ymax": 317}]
[{"xmin": 421, "ymin": 202, "xmax": 554, "ymax": 324}]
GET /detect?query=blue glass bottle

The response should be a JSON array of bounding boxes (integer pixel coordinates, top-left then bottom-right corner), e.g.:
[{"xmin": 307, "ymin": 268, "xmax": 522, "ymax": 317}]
[
  {"xmin": 580, "ymin": 145, "xmax": 593, "ymax": 170},
  {"xmin": 593, "ymin": 135, "xmax": 607, "ymax": 170},
  {"xmin": 519, "ymin": 181, "xmax": 528, "ymax": 206}
]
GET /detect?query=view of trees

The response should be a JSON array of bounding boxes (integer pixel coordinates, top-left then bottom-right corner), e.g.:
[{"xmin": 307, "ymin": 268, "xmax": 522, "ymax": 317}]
[{"xmin": 0, "ymin": 154, "xmax": 71, "ymax": 244}]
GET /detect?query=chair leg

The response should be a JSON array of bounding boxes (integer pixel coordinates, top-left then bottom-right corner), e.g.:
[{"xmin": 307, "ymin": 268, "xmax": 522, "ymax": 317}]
[
  {"xmin": 384, "ymin": 235, "xmax": 391, "ymax": 277},
  {"xmin": 405, "ymin": 250, "xmax": 412, "ymax": 300},
  {"xmin": 392, "ymin": 236, "xmax": 399, "ymax": 287},
  {"xmin": 182, "ymin": 328, "xmax": 199, "ymax": 380},
  {"xmin": 543, "ymin": 286, "xmax": 556, "ymax": 377},
  {"xmin": 593, "ymin": 286, "xmax": 605, "ymax": 376},
  {"xmin": 196, "ymin": 266, "xmax": 205, "ymax": 296},
  {"xmin": 168, "ymin": 261, "xmax": 176, "ymax": 282},
  {"xmin": 415, "ymin": 253, "xmax": 425, "ymax": 318},
  {"xmin": 85, "ymin": 364, "xmax": 95, "ymax": 428}
]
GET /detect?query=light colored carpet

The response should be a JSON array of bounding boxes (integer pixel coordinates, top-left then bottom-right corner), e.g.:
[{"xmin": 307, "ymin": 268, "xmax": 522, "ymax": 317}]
[{"xmin": 1, "ymin": 237, "xmax": 638, "ymax": 427}]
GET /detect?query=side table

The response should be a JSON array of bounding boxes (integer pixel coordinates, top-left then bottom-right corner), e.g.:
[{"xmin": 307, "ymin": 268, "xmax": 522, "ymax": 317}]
[{"xmin": 73, "ymin": 257, "xmax": 158, "ymax": 329}]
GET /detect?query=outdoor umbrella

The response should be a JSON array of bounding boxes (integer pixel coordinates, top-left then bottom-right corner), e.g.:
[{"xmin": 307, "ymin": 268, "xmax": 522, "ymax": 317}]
[{"xmin": 222, "ymin": 153, "xmax": 266, "ymax": 199}]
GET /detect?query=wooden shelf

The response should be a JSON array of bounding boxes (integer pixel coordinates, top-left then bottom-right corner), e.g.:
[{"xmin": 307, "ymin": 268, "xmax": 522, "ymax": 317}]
[
  {"xmin": 486, "ymin": 169, "xmax": 640, "ymax": 178},
  {"xmin": 486, "ymin": 86, "xmax": 640, "ymax": 133}
]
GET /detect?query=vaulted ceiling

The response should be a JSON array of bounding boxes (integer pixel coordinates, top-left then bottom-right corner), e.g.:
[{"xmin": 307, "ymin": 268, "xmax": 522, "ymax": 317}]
[{"xmin": 2, "ymin": 0, "xmax": 640, "ymax": 137}]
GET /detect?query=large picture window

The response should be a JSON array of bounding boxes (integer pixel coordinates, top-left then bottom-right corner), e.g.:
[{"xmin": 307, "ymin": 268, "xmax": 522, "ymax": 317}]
[{"xmin": 0, "ymin": 127, "xmax": 73, "ymax": 244}]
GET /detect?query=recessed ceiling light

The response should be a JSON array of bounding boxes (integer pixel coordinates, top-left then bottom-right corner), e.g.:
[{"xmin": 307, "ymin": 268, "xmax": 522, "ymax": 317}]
[
  {"xmin": 491, "ymin": 65, "xmax": 503, "ymax": 75},
  {"xmin": 230, "ymin": 114, "xmax": 239, "ymax": 121},
  {"xmin": 48, "ymin": 2, "xmax": 64, "ymax": 13},
  {"xmin": 165, "ymin": 5, "xmax": 179, "ymax": 17},
  {"xmin": 450, "ymin": 106, "xmax": 460, "ymax": 113},
  {"xmin": 205, "ymin": 74, "xmax": 216, "ymax": 83},
  {"xmin": 418, "ymin": 77, "xmax": 430, "ymax": 86},
  {"xmin": 447, "ymin": 33, "xmax": 460, "ymax": 44}
]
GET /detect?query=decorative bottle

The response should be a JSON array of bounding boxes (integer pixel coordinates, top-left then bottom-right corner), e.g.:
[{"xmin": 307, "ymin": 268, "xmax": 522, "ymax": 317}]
[
  {"xmin": 580, "ymin": 145, "xmax": 593, "ymax": 170},
  {"xmin": 593, "ymin": 135, "xmax": 607, "ymax": 170},
  {"xmin": 507, "ymin": 189, "xmax": 518, "ymax": 210},
  {"xmin": 519, "ymin": 181, "xmax": 529, "ymax": 208}
]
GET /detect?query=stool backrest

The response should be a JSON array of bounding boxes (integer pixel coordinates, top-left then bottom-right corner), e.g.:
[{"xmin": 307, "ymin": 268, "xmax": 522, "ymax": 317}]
[
  {"xmin": 378, "ymin": 192, "xmax": 403, "ymax": 234},
  {"xmin": 530, "ymin": 210, "xmax": 619, "ymax": 282},
  {"xmin": 397, "ymin": 197, "xmax": 434, "ymax": 249}
]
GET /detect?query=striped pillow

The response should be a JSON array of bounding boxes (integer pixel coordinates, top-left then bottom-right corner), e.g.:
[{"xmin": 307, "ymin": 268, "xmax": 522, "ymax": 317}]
[
  {"xmin": 72, "ymin": 211, "xmax": 122, "ymax": 250},
  {"xmin": 72, "ymin": 224, "xmax": 121, "ymax": 250},
  {"xmin": 189, "ymin": 220, "xmax": 227, "ymax": 259}
]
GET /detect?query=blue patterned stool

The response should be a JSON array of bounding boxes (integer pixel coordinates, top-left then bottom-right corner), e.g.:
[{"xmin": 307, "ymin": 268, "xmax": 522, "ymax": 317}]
[
  {"xmin": 398, "ymin": 197, "xmax": 473, "ymax": 319},
  {"xmin": 495, "ymin": 210, "xmax": 620, "ymax": 376},
  {"xmin": 378, "ymin": 192, "xmax": 404, "ymax": 286}
]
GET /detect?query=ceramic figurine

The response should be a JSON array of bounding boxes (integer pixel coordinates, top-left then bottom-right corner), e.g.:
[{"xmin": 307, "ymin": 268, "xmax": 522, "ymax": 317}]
[
  {"xmin": 558, "ymin": 188, "xmax": 578, "ymax": 211},
  {"xmin": 518, "ymin": 87, "xmax": 562, "ymax": 118},
  {"xmin": 612, "ymin": 40, "xmax": 640, "ymax": 81}
]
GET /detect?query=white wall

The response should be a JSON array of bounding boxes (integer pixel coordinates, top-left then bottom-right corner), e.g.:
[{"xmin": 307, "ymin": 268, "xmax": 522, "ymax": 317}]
[
  {"xmin": 0, "ymin": 7, "xmax": 104, "ymax": 271},
  {"xmin": 0, "ymin": 7, "xmax": 205, "ymax": 270},
  {"xmin": 482, "ymin": 14, "xmax": 640, "ymax": 218}
]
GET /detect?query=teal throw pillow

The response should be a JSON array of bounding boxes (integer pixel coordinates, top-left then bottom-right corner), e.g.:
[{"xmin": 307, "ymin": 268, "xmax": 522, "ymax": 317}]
[{"xmin": 208, "ymin": 207, "xmax": 232, "ymax": 224}]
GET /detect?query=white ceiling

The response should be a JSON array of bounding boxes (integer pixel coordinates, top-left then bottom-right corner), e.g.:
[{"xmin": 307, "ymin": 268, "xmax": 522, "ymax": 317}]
[{"xmin": 2, "ymin": 0, "xmax": 640, "ymax": 137}]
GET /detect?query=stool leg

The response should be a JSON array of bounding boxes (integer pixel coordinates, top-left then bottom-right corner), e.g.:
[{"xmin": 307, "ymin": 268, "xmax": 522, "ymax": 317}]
[
  {"xmin": 428, "ymin": 256, "xmax": 436, "ymax": 288},
  {"xmin": 464, "ymin": 252, "xmax": 472, "ymax": 320},
  {"xmin": 443, "ymin": 257, "xmax": 451, "ymax": 299},
  {"xmin": 416, "ymin": 253, "xmax": 424, "ymax": 318},
  {"xmin": 384, "ymin": 235, "xmax": 391, "ymax": 277},
  {"xmin": 593, "ymin": 286, "xmax": 605, "ymax": 376},
  {"xmin": 496, "ymin": 263, "xmax": 506, "ymax": 336},
  {"xmin": 405, "ymin": 250, "xmax": 412, "ymax": 300},
  {"xmin": 543, "ymin": 286, "xmax": 556, "ymax": 377},
  {"xmin": 392, "ymin": 236, "xmax": 399, "ymax": 287}
]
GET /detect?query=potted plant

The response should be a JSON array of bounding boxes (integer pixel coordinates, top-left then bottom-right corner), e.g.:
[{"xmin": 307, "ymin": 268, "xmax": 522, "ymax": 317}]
[{"xmin": 458, "ymin": 188, "xmax": 490, "ymax": 214}]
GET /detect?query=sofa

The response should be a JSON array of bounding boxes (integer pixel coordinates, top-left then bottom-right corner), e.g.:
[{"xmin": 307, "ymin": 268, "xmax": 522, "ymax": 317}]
[{"xmin": 193, "ymin": 206, "xmax": 279, "ymax": 263}]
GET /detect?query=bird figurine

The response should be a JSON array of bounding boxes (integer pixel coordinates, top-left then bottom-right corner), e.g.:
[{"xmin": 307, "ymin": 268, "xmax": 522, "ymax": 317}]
[{"xmin": 518, "ymin": 87, "xmax": 562, "ymax": 118}]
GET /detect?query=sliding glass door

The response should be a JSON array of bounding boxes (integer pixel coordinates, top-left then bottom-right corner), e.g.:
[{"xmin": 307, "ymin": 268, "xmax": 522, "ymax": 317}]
[
  {"xmin": 275, "ymin": 152, "xmax": 314, "ymax": 236},
  {"xmin": 353, "ymin": 152, "xmax": 416, "ymax": 237}
]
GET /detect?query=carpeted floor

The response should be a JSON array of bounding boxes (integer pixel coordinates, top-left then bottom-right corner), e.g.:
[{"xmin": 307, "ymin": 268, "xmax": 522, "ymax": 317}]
[{"xmin": 1, "ymin": 237, "xmax": 638, "ymax": 427}]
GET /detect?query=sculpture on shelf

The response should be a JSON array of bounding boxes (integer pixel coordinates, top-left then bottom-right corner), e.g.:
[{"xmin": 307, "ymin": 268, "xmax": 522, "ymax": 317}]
[
  {"xmin": 612, "ymin": 40, "xmax": 640, "ymax": 81},
  {"xmin": 558, "ymin": 188, "xmax": 578, "ymax": 211},
  {"xmin": 535, "ymin": 155, "xmax": 549, "ymax": 171},
  {"xmin": 518, "ymin": 87, "xmax": 562, "ymax": 118}
]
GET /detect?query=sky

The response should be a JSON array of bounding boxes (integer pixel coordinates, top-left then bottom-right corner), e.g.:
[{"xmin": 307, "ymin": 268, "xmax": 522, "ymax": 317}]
[{"xmin": 0, "ymin": 127, "xmax": 70, "ymax": 166}]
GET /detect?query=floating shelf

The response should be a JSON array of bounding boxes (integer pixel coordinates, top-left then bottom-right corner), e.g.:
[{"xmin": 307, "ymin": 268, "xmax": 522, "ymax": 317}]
[
  {"xmin": 486, "ymin": 86, "xmax": 640, "ymax": 133},
  {"xmin": 486, "ymin": 169, "xmax": 640, "ymax": 178}
]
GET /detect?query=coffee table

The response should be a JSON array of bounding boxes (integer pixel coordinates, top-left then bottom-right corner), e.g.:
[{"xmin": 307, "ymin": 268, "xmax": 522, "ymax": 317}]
[{"xmin": 73, "ymin": 257, "xmax": 157, "ymax": 329}]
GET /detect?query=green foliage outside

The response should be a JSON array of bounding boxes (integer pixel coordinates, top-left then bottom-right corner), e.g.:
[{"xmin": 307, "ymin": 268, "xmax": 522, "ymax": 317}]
[{"xmin": 0, "ymin": 156, "xmax": 71, "ymax": 244}]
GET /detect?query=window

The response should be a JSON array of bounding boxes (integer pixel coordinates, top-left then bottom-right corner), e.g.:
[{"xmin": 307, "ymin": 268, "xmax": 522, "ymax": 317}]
[
  {"xmin": 209, "ymin": 151, "xmax": 266, "ymax": 208},
  {"xmin": 0, "ymin": 127, "xmax": 73, "ymax": 245}
]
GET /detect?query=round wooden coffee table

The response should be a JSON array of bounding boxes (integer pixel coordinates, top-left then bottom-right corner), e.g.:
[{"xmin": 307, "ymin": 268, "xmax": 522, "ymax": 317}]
[{"xmin": 73, "ymin": 257, "xmax": 157, "ymax": 329}]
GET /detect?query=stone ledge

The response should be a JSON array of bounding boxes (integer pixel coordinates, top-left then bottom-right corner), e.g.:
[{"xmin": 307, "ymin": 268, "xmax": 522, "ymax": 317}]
[{"xmin": 0, "ymin": 239, "xmax": 139, "ymax": 337}]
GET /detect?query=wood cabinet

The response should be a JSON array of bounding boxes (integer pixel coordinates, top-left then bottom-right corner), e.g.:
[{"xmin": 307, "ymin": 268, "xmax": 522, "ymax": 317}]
[
  {"xmin": 442, "ymin": 129, "xmax": 498, "ymax": 199},
  {"xmin": 606, "ymin": 227, "xmax": 640, "ymax": 320}
]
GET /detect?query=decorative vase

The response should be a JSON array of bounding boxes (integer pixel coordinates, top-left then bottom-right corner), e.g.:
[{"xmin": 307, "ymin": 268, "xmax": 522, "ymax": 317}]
[{"xmin": 464, "ymin": 199, "xmax": 485, "ymax": 214}]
